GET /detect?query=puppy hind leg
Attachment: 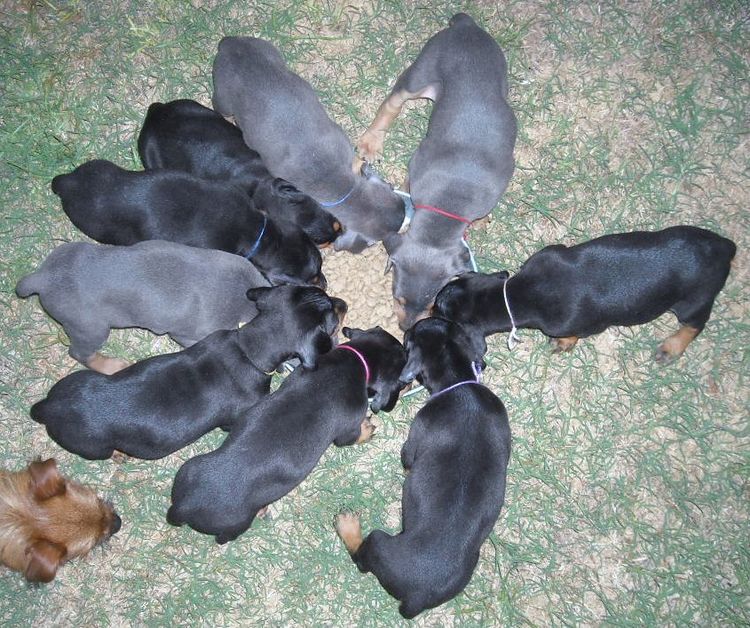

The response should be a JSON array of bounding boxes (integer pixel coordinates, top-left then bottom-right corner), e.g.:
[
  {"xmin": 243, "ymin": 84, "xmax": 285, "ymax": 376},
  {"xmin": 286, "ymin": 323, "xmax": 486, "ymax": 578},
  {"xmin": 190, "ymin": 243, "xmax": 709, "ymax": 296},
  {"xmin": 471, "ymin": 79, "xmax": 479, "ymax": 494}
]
[
  {"xmin": 549, "ymin": 335, "xmax": 579, "ymax": 353},
  {"xmin": 68, "ymin": 325, "xmax": 130, "ymax": 374},
  {"xmin": 655, "ymin": 325, "xmax": 700, "ymax": 364},
  {"xmin": 357, "ymin": 86, "xmax": 436, "ymax": 163},
  {"xmin": 335, "ymin": 512, "xmax": 363, "ymax": 555}
]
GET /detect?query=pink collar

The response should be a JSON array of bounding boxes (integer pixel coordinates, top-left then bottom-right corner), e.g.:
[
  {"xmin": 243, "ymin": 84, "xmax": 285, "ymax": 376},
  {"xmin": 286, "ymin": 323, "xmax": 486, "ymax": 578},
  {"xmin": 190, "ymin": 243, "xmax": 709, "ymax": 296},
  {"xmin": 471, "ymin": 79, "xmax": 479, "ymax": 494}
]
[
  {"xmin": 337, "ymin": 344, "xmax": 370, "ymax": 384},
  {"xmin": 414, "ymin": 204, "xmax": 472, "ymax": 225}
]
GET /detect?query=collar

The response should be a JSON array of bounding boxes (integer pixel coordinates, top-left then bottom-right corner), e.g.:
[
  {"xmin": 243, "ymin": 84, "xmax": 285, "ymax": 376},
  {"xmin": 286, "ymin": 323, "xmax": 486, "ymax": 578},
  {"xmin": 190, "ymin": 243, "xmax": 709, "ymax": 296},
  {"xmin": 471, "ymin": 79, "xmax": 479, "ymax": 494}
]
[
  {"xmin": 429, "ymin": 361, "xmax": 483, "ymax": 400},
  {"xmin": 320, "ymin": 183, "xmax": 356, "ymax": 208},
  {"xmin": 337, "ymin": 344, "xmax": 370, "ymax": 384},
  {"xmin": 413, "ymin": 204, "xmax": 472, "ymax": 225},
  {"xmin": 503, "ymin": 276, "xmax": 521, "ymax": 350},
  {"xmin": 244, "ymin": 214, "xmax": 268, "ymax": 260}
]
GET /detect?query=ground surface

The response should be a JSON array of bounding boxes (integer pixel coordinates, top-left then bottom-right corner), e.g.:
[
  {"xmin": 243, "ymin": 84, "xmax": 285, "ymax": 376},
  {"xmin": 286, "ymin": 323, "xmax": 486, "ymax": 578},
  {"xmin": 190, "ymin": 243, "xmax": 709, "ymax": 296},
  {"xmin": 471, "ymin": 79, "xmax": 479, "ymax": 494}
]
[{"xmin": 1, "ymin": 1, "xmax": 748, "ymax": 625}]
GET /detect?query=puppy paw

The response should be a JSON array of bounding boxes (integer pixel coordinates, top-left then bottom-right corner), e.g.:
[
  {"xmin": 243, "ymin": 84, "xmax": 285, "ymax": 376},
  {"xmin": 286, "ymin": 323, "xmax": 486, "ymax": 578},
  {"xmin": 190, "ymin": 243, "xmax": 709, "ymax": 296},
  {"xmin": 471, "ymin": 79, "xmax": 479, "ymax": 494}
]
[
  {"xmin": 256, "ymin": 505, "xmax": 269, "ymax": 519},
  {"xmin": 357, "ymin": 130, "xmax": 384, "ymax": 162},
  {"xmin": 111, "ymin": 450, "xmax": 130, "ymax": 464},
  {"xmin": 86, "ymin": 353, "xmax": 131, "ymax": 375},
  {"xmin": 335, "ymin": 512, "xmax": 363, "ymax": 554},
  {"xmin": 356, "ymin": 417, "xmax": 376, "ymax": 444},
  {"xmin": 549, "ymin": 336, "xmax": 579, "ymax": 353},
  {"xmin": 655, "ymin": 326, "xmax": 698, "ymax": 364}
]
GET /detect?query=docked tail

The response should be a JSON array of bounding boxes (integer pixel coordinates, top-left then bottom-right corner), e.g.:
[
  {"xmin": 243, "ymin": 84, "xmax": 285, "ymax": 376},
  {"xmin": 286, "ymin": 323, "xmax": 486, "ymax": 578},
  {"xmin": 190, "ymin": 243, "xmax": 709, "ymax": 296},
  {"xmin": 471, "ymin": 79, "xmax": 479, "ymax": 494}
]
[{"xmin": 15, "ymin": 271, "xmax": 42, "ymax": 298}]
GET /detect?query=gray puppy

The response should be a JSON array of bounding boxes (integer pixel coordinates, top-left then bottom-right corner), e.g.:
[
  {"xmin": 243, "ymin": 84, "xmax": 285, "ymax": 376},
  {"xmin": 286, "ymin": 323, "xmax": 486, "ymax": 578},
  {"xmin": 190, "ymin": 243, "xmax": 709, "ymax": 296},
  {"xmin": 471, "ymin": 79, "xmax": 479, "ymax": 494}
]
[
  {"xmin": 16, "ymin": 240, "xmax": 269, "ymax": 374},
  {"xmin": 212, "ymin": 36, "xmax": 405, "ymax": 253},
  {"xmin": 358, "ymin": 14, "xmax": 518, "ymax": 330}
]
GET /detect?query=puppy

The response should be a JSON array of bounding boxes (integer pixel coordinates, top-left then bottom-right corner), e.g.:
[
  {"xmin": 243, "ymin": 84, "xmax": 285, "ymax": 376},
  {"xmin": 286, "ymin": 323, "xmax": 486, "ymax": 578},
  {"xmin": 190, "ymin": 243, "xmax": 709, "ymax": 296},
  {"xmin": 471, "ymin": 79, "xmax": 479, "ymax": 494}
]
[
  {"xmin": 0, "ymin": 458, "xmax": 120, "ymax": 582},
  {"xmin": 357, "ymin": 13, "xmax": 517, "ymax": 329},
  {"xmin": 434, "ymin": 226, "xmax": 736, "ymax": 362},
  {"xmin": 212, "ymin": 36, "xmax": 405, "ymax": 253},
  {"xmin": 167, "ymin": 326, "xmax": 407, "ymax": 544},
  {"xmin": 335, "ymin": 317, "xmax": 511, "ymax": 619},
  {"xmin": 51, "ymin": 159, "xmax": 326, "ymax": 288},
  {"xmin": 137, "ymin": 99, "xmax": 341, "ymax": 246},
  {"xmin": 16, "ymin": 240, "xmax": 270, "ymax": 374},
  {"xmin": 30, "ymin": 287, "xmax": 347, "ymax": 460}
]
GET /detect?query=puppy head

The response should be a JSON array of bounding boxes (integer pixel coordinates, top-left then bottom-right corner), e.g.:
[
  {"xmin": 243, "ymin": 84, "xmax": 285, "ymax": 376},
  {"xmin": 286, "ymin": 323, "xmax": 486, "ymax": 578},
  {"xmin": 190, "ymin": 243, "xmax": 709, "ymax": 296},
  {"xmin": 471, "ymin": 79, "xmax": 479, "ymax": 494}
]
[
  {"xmin": 257, "ymin": 217, "xmax": 327, "ymax": 289},
  {"xmin": 11, "ymin": 459, "xmax": 120, "ymax": 583},
  {"xmin": 260, "ymin": 179, "xmax": 341, "ymax": 246},
  {"xmin": 399, "ymin": 318, "xmax": 487, "ymax": 392},
  {"xmin": 433, "ymin": 271, "xmax": 510, "ymax": 324},
  {"xmin": 385, "ymin": 234, "xmax": 474, "ymax": 331},
  {"xmin": 341, "ymin": 326, "xmax": 407, "ymax": 413},
  {"xmin": 246, "ymin": 286, "xmax": 347, "ymax": 369},
  {"xmin": 332, "ymin": 164, "xmax": 404, "ymax": 251}
]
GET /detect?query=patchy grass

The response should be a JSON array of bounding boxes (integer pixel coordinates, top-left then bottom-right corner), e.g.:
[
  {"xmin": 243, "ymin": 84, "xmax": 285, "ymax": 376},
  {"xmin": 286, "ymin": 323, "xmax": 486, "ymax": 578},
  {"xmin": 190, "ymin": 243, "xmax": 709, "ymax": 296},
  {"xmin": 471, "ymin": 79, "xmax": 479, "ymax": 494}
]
[{"xmin": 1, "ymin": 0, "xmax": 748, "ymax": 624}]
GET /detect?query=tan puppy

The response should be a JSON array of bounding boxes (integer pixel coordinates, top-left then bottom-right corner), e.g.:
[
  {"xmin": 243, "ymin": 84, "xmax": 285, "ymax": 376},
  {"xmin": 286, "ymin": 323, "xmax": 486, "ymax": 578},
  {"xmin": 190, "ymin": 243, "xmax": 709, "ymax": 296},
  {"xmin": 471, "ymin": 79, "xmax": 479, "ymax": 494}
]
[{"xmin": 0, "ymin": 459, "xmax": 121, "ymax": 582}]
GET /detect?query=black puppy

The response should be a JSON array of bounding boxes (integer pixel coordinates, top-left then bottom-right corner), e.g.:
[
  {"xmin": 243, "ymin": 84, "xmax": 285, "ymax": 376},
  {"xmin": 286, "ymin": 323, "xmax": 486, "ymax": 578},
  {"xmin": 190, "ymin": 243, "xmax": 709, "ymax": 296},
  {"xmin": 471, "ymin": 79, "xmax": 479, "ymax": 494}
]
[
  {"xmin": 434, "ymin": 226, "xmax": 736, "ymax": 362},
  {"xmin": 30, "ymin": 287, "xmax": 346, "ymax": 460},
  {"xmin": 335, "ymin": 317, "xmax": 511, "ymax": 619},
  {"xmin": 137, "ymin": 99, "xmax": 341, "ymax": 246},
  {"xmin": 167, "ymin": 326, "xmax": 407, "ymax": 544},
  {"xmin": 51, "ymin": 159, "xmax": 325, "ymax": 287}
]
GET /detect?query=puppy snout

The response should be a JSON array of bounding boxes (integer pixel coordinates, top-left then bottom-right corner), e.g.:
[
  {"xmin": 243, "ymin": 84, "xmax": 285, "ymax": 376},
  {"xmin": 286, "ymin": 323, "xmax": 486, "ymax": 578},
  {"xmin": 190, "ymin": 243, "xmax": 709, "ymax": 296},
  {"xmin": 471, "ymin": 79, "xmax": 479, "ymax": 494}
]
[{"xmin": 110, "ymin": 512, "xmax": 122, "ymax": 535}]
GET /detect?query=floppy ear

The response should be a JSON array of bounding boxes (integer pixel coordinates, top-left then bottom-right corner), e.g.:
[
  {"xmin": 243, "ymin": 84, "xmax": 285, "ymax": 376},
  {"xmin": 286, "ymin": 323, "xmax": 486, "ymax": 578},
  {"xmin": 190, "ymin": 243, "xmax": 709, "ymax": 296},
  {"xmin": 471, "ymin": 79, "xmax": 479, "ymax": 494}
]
[
  {"xmin": 464, "ymin": 324, "xmax": 488, "ymax": 368},
  {"xmin": 383, "ymin": 233, "xmax": 402, "ymax": 257},
  {"xmin": 28, "ymin": 459, "xmax": 66, "ymax": 501},
  {"xmin": 398, "ymin": 346, "xmax": 422, "ymax": 385},
  {"xmin": 298, "ymin": 328, "xmax": 333, "ymax": 370},
  {"xmin": 342, "ymin": 327, "xmax": 364, "ymax": 340},
  {"xmin": 246, "ymin": 287, "xmax": 273, "ymax": 305},
  {"xmin": 24, "ymin": 540, "xmax": 67, "ymax": 583},
  {"xmin": 370, "ymin": 384, "xmax": 400, "ymax": 414}
]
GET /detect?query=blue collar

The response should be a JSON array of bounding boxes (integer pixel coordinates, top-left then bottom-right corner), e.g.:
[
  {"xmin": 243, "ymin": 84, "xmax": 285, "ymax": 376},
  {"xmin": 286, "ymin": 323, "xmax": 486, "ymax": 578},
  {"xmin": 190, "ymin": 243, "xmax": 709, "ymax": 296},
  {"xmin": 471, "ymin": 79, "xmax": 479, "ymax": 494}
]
[
  {"xmin": 244, "ymin": 215, "xmax": 267, "ymax": 259},
  {"xmin": 320, "ymin": 183, "xmax": 356, "ymax": 208}
]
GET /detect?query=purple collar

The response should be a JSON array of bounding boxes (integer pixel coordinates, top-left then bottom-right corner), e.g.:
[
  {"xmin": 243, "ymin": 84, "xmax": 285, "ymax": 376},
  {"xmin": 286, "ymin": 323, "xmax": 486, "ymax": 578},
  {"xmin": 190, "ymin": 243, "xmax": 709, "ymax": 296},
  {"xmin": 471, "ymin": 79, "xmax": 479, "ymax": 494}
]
[
  {"xmin": 428, "ymin": 361, "xmax": 483, "ymax": 400},
  {"xmin": 337, "ymin": 344, "xmax": 370, "ymax": 384}
]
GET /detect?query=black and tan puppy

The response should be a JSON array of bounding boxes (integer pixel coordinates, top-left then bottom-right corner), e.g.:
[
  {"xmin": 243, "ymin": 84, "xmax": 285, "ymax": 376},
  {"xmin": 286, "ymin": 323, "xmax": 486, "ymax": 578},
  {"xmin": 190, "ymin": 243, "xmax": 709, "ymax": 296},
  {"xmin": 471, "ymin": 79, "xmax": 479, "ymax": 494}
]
[
  {"xmin": 30, "ymin": 287, "xmax": 346, "ymax": 460},
  {"xmin": 51, "ymin": 159, "xmax": 325, "ymax": 288},
  {"xmin": 335, "ymin": 317, "xmax": 511, "ymax": 619},
  {"xmin": 212, "ymin": 37, "xmax": 405, "ymax": 253},
  {"xmin": 137, "ymin": 99, "xmax": 341, "ymax": 246},
  {"xmin": 167, "ymin": 326, "xmax": 407, "ymax": 544},
  {"xmin": 434, "ymin": 226, "xmax": 736, "ymax": 362},
  {"xmin": 16, "ymin": 240, "xmax": 270, "ymax": 374},
  {"xmin": 357, "ymin": 13, "xmax": 517, "ymax": 329}
]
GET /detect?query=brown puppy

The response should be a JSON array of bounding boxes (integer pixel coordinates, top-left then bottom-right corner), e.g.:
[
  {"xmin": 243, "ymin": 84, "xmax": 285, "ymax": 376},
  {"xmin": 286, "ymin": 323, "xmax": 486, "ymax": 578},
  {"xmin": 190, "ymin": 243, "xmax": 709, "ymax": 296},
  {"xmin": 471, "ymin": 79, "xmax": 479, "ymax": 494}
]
[{"xmin": 0, "ymin": 459, "xmax": 121, "ymax": 582}]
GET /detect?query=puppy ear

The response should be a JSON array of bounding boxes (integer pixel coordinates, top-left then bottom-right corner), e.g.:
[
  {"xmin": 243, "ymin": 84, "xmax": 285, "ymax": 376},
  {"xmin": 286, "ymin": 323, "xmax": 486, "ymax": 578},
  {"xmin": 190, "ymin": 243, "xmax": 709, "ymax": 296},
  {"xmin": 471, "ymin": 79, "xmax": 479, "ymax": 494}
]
[
  {"xmin": 271, "ymin": 178, "xmax": 302, "ymax": 199},
  {"xmin": 246, "ymin": 287, "xmax": 273, "ymax": 305},
  {"xmin": 464, "ymin": 324, "xmax": 488, "ymax": 366},
  {"xmin": 383, "ymin": 233, "xmax": 402, "ymax": 256},
  {"xmin": 342, "ymin": 327, "xmax": 363, "ymax": 340},
  {"xmin": 299, "ymin": 329, "xmax": 333, "ymax": 369},
  {"xmin": 28, "ymin": 459, "xmax": 66, "ymax": 501},
  {"xmin": 24, "ymin": 540, "xmax": 67, "ymax": 583},
  {"xmin": 398, "ymin": 347, "xmax": 421, "ymax": 385},
  {"xmin": 370, "ymin": 386, "xmax": 400, "ymax": 414}
]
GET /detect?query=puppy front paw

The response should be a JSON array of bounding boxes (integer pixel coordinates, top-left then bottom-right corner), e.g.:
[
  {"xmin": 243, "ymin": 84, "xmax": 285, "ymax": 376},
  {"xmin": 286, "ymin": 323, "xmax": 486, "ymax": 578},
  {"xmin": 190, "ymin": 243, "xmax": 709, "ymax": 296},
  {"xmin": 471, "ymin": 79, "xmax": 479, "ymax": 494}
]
[
  {"xmin": 549, "ymin": 336, "xmax": 579, "ymax": 353},
  {"xmin": 335, "ymin": 512, "xmax": 363, "ymax": 554},
  {"xmin": 356, "ymin": 417, "xmax": 376, "ymax": 444},
  {"xmin": 357, "ymin": 130, "xmax": 384, "ymax": 162}
]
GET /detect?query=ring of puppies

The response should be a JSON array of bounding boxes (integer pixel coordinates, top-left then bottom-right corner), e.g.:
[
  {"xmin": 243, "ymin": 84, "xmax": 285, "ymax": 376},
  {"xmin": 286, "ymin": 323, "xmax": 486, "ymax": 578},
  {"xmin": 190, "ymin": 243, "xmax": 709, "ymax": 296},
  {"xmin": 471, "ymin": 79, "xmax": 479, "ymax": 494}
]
[{"xmin": 6, "ymin": 13, "xmax": 735, "ymax": 620}]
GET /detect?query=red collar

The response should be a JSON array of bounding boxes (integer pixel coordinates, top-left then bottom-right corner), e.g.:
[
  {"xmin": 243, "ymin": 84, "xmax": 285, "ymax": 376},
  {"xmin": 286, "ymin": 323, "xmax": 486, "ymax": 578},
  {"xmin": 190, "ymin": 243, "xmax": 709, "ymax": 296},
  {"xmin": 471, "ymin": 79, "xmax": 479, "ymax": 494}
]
[{"xmin": 413, "ymin": 204, "xmax": 473, "ymax": 225}]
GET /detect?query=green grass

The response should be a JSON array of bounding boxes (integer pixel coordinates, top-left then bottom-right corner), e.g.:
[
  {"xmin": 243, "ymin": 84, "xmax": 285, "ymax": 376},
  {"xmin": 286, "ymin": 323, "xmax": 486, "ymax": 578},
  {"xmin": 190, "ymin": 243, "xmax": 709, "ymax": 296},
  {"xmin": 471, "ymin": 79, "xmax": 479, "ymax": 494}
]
[{"xmin": 1, "ymin": 0, "xmax": 748, "ymax": 625}]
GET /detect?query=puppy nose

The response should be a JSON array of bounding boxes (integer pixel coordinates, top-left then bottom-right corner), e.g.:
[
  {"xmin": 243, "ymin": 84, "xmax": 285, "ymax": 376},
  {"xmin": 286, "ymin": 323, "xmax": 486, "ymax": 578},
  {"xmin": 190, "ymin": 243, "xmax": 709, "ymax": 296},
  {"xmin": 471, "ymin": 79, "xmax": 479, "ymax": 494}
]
[{"xmin": 110, "ymin": 513, "xmax": 122, "ymax": 535}]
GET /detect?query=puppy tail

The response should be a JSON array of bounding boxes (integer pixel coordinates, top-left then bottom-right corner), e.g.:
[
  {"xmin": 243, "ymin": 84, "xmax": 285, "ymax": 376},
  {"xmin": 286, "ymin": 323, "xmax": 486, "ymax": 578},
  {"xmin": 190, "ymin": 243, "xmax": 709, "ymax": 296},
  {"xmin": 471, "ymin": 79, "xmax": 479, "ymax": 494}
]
[
  {"xmin": 15, "ymin": 271, "xmax": 42, "ymax": 298},
  {"xmin": 29, "ymin": 399, "xmax": 49, "ymax": 426},
  {"xmin": 449, "ymin": 13, "xmax": 475, "ymax": 28}
]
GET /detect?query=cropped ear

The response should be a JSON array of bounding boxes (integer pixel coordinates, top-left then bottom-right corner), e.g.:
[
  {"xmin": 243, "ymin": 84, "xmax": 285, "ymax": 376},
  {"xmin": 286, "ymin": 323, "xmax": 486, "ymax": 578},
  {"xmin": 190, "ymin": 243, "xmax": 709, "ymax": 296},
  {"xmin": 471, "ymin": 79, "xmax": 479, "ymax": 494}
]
[
  {"xmin": 28, "ymin": 459, "xmax": 66, "ymax": 501},
  {"xmin": 24, "ymin": 540, "xmax": 67, "ymax": 583},
  {"xmin": 245, "ymin": 287, "xmax": 273, "ymax": 305}
]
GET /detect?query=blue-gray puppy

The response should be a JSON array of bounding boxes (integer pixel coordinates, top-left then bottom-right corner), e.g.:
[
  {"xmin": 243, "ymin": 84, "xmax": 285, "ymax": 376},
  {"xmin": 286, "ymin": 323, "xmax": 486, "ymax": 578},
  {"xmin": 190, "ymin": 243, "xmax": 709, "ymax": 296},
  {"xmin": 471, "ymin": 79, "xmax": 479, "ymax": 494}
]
[{"xmin": 16, "ymin": 240, "xmax": 270, "ymax": 374}]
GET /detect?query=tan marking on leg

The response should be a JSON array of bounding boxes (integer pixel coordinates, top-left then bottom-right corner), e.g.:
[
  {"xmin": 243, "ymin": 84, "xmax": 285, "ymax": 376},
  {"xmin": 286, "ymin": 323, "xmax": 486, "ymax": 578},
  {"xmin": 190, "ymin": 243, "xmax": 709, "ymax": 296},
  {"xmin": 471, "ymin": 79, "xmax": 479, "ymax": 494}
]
[
  {"xmin": 335, "ymin": 512, "xmax": 363, "ymax": 554},
  {"xmin": 550, "ymin": 336, "xmax": 579, "ymax": 353},
  {"xmin": 356, "ymin": 417, "xmax": 375, "ymax": 444},
  {"xmin": 86, "ymin": 352, "xmax": 131, "ymax": 375},
  {"xmin": 357, "ymin": 87, "xmax": 432, "ymax": 161},
  {"xmin": 656, "ymin": 325, "xmax": 699, "ymax": 364},
  {"xmin": 111, "ymin": 450, "xmax": 130, "ymax": 463}
]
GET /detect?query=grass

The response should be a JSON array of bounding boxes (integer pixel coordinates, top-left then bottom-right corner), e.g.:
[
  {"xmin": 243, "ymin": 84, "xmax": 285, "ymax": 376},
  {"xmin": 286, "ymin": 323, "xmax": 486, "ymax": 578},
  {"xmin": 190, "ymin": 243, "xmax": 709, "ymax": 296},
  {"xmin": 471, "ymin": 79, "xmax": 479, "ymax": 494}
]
[{"xmin": 1, "ymin": 0, "xmax": 749, "ymax": 625}]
